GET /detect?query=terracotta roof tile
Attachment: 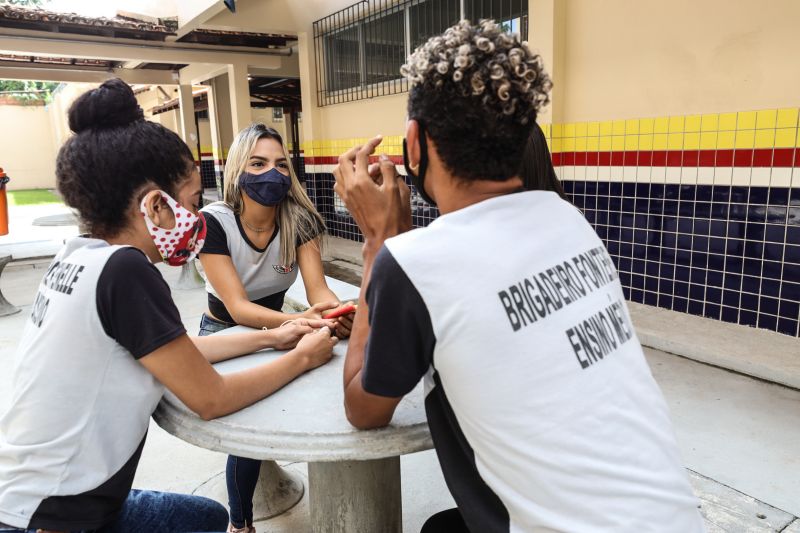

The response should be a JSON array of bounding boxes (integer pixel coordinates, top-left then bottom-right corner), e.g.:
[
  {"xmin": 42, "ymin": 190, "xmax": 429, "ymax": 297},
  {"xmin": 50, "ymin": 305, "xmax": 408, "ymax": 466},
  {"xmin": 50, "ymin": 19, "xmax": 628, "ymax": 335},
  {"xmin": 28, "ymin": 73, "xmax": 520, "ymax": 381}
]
[{"xmin": 0, "ymin": 4, "xmax": 173, "ymax": 33}]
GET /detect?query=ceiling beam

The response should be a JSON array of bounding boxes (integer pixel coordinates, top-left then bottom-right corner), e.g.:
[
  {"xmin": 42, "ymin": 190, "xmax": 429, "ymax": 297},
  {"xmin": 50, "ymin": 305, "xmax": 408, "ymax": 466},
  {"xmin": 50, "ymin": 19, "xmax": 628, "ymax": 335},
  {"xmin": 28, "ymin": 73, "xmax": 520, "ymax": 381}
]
[
  {"xmin": 177, "ymin": 31, "xmax": 291, "ymax": 48},
  {"xmin": 179, "ymin": 62, "xmax": 229, "ymax": 85},
  {"xmin": 249, "ymin": 87, "xmax": 300, "ymax": 96},
  {"xmin": 175, "ymin": 0, "xmax": 229, "ymax": 40},
  {"xmin": 0, "ymin": 63, "xmax": 178, "ymax": 84},
  {"xmin": 0, "ymin": 29, "xmax": 287, "ymax": 67}
]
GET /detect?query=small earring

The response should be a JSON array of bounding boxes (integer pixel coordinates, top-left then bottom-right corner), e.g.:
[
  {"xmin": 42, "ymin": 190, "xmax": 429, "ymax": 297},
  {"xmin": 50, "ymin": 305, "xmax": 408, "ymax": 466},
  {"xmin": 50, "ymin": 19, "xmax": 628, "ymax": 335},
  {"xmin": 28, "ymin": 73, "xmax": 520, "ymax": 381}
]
[{"xmin": 409, "ymin": 163, "xmax": 419, "ymax": 173}]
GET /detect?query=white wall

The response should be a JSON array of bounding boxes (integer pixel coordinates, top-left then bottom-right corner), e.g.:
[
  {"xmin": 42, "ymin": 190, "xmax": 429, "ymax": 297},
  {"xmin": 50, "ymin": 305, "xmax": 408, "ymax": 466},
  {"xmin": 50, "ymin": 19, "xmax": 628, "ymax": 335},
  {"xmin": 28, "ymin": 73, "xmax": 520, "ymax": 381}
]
[{"xmin": 0, "ymin": 104, "xmax": 58, "ymax": 190}]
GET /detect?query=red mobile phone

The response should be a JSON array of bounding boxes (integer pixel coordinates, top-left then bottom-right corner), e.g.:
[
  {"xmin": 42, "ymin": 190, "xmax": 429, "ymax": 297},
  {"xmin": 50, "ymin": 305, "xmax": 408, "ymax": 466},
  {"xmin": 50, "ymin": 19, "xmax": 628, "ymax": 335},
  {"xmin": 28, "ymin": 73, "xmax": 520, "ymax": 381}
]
[{"xmin": 322, "ymin": 304, "xmax": 357, "ymax": 319}]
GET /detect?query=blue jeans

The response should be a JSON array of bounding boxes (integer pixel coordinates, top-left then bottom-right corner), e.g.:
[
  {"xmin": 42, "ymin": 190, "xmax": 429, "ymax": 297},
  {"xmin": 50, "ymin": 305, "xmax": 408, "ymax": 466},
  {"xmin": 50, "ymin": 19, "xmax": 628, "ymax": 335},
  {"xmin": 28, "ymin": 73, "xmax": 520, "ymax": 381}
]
[
  {"xmin": 0, "ymin": 489, "xmax": 228, "ymax": 532},
  {"xmin": 198, "ymin": 313, "xmax": 235, "ymax": 337},
  {"xmin": 198, "ymin": 314, "xmax": 261, "ymax": 529}
]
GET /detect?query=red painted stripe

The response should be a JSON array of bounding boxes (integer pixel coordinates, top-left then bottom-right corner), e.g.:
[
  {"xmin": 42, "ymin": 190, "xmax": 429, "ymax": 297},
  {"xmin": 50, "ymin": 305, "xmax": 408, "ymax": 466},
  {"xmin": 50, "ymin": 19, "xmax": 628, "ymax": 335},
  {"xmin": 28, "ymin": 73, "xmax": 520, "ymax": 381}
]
[
  {"xmin": 304, "ymin": 148, "xmax": 799, "ymax": 168},
  {"xmin": 543, "ymin": 148, "xmax": 798, "ymax": 167}
]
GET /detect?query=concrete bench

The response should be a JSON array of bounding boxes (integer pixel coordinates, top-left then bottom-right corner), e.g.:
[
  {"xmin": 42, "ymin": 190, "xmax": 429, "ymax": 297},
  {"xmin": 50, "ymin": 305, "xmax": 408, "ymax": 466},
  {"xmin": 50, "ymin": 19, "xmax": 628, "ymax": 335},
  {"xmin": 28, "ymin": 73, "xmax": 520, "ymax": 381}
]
[
  {"xmin": 690, "ymin": 470, "xmax": 797, "ymax": 531},
  {"xmin": 31, "ymin": 212, "xmax": 79, "ymax": 227},
  {"xmin": 283, "ymin": 273, "xmax": 360, "ymax": 312},
  {"xmin": 629, "ymin": 302, "xmax": 800, "ymax": 391}
]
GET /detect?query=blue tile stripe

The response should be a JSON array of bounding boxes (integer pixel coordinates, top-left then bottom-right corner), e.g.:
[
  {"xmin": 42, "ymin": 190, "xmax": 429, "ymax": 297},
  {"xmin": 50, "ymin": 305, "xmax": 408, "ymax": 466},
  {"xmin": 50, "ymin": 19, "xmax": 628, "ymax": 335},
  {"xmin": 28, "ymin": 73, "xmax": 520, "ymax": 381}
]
[{"xmin": 305, "ymin": 172, "xmax": 799, "ymax": 337}]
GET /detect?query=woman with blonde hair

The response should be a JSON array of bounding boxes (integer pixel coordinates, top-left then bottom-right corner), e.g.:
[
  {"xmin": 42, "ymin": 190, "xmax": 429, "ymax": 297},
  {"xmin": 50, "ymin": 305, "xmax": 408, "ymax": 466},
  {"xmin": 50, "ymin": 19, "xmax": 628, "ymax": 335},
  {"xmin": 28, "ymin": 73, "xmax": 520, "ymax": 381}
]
[{"xmin": 198, "ymin": 123, "xmax": 354, "ymax": 533}]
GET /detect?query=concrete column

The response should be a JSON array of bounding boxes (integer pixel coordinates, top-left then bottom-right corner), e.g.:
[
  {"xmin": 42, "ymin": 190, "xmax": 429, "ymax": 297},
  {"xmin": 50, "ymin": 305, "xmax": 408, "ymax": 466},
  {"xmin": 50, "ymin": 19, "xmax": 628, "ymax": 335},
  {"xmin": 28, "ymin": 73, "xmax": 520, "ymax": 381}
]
[
  {"xmin": 297, "ymin": 31, "xmax": 320, "ymax": 147},
  {"xmin": 227, "ymin": 62, "xmax": 253, "ymax": 135},
  {"xmin": 205, "ymin": 82, "xmax": 225, "ymax": 197},
  {"xmin": 212, "ymin": 74, "xmax": 235, "ymax": 153},
  {"xmin": 297, "ymin": 30, "xmax": 322, "ymax": 198},
  {"xmin": 284, "ymin": 108, "xmax": 302, "ymax": 179},
  {"xmin": 174, "ymin": 86, "xmax": 205, "ymax": 291},
  {"xmin": 177, "ymin": 84, "xmax": 199, "ymax": 164},
  {"xmin": 529, "ymin": 0, "xmax": 566, "ymax": 125},
  {"xmin": 284, "ymin": 109, "xmax": 295, "ymax": 151},
  {"xmin": 308, "ymin": 457, "xmax": 402, "ymax": 533}
]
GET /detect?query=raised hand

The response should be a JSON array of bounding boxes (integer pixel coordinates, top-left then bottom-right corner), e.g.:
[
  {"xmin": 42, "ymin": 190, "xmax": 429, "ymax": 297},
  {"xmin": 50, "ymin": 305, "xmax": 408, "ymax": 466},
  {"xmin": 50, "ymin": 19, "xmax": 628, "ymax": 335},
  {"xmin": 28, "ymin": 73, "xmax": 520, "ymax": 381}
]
[{"xmin": 333, "ymin": 136, "xmax": 412, "ymax": 245}]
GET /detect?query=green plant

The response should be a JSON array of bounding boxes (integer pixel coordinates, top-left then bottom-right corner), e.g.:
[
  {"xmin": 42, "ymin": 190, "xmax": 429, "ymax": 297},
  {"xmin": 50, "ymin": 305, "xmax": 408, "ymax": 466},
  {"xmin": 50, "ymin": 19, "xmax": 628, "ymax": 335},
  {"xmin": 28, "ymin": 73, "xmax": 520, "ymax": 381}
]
[
  {"xmin": 0, "ymin": 0, "xmax": 50, "ymax": 6},
  {"xmin": 0, "ymin": 80, "xmax": 60, "ymax": 104},
  {"xmin": 7, "ymin": 189, "xmax": 63, "ymax": 207}
]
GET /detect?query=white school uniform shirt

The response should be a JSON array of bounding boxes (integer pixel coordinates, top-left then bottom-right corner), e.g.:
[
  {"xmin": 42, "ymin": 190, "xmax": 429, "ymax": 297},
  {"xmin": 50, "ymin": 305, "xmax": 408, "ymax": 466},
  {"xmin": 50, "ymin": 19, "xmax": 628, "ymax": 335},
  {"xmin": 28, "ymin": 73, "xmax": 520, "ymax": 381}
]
[
  {"xmin": 362, "ymin": 191, "xmax": 705, "ymax": 532},
  {"xmin": 0, "ymin": 238, "xmax": 186, "ymax": 530}
]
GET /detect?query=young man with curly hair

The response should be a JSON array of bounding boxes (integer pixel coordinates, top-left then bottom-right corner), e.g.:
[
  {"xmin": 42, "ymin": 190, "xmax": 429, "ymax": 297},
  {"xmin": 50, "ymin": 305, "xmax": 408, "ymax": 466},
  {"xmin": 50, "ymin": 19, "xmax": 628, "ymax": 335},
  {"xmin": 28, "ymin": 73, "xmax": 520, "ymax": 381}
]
[{"xmin": 333, "ymin": 20, "xmax": 705, "ymax": 533}]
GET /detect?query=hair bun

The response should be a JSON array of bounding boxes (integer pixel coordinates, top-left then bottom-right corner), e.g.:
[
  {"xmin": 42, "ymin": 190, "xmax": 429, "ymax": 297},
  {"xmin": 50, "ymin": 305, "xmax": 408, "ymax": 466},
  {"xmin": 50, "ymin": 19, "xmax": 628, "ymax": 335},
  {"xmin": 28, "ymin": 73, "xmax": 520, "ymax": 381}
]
[{"xmin": 68, "ymin": 78, "xmax": 144, "ymax": 133}]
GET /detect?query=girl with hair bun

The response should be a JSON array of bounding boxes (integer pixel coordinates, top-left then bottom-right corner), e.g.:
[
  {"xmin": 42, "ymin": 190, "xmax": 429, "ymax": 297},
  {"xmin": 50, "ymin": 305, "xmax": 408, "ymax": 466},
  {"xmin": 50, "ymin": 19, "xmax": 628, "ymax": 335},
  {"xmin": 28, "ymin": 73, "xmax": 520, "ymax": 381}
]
[
  {"xmin": 198, "ymin": 124, "xmax": 354, "ymax": 533},
  {"xmin": 0, "ymin": 78, "xmax": 338, "ymax": 533}
]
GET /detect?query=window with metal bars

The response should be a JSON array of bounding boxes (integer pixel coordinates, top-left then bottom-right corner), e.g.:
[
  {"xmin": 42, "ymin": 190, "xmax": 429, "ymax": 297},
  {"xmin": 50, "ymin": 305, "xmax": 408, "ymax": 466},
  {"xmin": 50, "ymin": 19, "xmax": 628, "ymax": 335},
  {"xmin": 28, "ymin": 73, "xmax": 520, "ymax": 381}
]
[{"xmin": 313, "ymin": 0, "xmax": 528, "ymax": 107}]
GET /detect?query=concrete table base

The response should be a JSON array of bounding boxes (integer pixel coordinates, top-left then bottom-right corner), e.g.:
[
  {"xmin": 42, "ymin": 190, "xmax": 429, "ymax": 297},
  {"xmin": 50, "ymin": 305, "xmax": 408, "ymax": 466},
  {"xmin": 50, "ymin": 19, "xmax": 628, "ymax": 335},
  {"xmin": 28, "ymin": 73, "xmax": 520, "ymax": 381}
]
[
  {"xmin": 309, "ymin": 457, "xmax": 401, "ymax": 533},
  {"xmin": 0, "ymin": 255, "xmax": 20, "ymax": 317},
  {"xmin": 195, "ymin": 460, "xmax": 304, "ymax": 522},
  {"xmin": 172, "ymin": 261, "xmax": 205, "ymax": 290},
  {"xmin": 0, "ymin": 290, "xmax": 19, "ymax": 317}
]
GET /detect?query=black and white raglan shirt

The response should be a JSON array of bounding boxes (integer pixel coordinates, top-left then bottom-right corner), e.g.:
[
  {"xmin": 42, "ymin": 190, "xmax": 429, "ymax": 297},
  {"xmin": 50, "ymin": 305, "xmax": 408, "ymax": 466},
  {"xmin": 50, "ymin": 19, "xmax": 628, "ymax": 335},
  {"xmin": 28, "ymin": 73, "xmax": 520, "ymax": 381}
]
[
  {"xmin": 363, "ymin": 191, "xmax": 705, "ymax": 532},
  {"xmin": 200, "ymin": 202, "xmax": 323, "ymax": 322},
  {"xmin": 0, "ymin": 238, "xmax": 185, "ymax": 531}
]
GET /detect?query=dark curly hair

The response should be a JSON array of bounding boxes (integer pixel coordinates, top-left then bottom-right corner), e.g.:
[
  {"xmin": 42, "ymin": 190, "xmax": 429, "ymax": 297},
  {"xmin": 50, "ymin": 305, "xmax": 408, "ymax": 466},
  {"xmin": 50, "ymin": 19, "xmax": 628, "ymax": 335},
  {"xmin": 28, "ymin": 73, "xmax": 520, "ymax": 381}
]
[
  {"xmin": 56, "ymin": 78, "xmax": 194, "ymax": 237},
  {"xmin": 401, "ymin": 19, "xmax": 552, "ymax": 182}
]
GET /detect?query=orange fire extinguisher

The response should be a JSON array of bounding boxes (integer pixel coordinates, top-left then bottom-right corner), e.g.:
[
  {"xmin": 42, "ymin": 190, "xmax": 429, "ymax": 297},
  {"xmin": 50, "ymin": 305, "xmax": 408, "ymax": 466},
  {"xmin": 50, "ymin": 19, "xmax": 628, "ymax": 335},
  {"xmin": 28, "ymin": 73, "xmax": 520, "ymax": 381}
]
[{"xmin": 0, "ymin": 168, "xmax": 9, "ymax": 236}]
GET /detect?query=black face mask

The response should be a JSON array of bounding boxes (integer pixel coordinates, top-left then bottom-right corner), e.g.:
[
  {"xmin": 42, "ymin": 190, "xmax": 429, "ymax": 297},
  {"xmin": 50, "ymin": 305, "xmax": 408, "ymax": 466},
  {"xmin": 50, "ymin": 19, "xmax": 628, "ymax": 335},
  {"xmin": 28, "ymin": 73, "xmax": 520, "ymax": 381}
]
[{"xmin": 402, "ymin": 122, "xmax": 436, "ymax": 207}]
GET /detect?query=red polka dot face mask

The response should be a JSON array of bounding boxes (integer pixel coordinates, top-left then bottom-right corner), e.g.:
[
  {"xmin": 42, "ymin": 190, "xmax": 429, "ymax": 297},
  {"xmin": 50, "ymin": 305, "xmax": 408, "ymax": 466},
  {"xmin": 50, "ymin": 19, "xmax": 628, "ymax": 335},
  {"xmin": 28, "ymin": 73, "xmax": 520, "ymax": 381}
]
[{"xmin": 140, "ymin": 191, "xmax": 207, "ymax": 266}]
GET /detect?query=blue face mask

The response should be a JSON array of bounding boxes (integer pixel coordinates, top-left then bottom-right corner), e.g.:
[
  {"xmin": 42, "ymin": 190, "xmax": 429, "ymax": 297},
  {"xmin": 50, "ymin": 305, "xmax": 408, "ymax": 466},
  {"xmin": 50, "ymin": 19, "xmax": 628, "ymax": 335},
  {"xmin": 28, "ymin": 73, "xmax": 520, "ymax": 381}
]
[{"xmin": 239, "ymin": 168, "xmax": 291, "ymax": 206}]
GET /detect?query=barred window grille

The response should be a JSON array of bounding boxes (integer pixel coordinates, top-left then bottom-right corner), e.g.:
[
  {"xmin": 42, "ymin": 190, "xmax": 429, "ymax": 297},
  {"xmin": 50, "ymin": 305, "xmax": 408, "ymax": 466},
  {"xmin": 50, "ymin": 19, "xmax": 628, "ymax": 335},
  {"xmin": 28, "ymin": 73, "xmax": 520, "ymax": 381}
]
[{"xmin": 314, "ymin": 0, "xmax": 528, "ymax": 107}]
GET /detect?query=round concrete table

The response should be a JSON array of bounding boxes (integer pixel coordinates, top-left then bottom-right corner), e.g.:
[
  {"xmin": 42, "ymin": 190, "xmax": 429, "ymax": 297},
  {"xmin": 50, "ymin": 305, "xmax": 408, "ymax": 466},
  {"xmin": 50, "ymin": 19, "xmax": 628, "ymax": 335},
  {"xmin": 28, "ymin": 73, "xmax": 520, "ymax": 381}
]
[{"xmin": 153, "ymin": 325, "xmax": 433, "ymax": 532}]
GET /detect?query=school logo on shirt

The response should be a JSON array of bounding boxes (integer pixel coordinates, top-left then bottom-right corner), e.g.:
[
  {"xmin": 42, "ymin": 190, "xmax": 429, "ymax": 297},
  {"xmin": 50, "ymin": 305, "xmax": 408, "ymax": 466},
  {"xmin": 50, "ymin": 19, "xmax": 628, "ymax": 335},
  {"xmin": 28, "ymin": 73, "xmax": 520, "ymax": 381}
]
[{"xmin": 273, "ymin": 264, "xmax": 295, "ymax": 274}]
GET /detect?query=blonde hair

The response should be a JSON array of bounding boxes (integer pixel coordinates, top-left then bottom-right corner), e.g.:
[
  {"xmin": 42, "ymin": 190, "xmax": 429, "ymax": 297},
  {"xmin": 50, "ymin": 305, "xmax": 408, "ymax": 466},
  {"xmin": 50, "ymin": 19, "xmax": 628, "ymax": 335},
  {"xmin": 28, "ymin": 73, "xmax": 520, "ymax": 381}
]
[{"xmin": 223, "ymin": 123, "xmax": 325, "ymax": 266}]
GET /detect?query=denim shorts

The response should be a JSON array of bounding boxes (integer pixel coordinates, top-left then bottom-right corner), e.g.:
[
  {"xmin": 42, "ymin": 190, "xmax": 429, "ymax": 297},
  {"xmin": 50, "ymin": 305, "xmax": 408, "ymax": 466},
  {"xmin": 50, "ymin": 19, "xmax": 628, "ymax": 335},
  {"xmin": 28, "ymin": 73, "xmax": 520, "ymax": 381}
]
[{"xmin": 198, "ymin": 313, "xmax": 235, "ymax": 337}]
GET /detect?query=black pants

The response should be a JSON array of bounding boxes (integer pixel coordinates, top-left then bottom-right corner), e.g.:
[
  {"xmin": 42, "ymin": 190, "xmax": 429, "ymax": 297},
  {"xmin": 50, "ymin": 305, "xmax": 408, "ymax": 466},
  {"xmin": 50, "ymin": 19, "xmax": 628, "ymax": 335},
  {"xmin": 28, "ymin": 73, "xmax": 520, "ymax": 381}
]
[{"xmin": 420, "ymin": 508, "xmax": 469, "ymax": 533}]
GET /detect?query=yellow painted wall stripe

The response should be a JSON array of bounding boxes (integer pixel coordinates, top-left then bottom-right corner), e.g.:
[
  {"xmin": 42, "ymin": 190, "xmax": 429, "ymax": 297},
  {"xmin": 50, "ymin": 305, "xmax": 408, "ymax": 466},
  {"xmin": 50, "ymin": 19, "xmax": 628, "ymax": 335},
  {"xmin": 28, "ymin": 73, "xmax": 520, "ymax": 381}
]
[{"xmin": 300, "ymin": 108, "xmax": 800, "ymax": 158}]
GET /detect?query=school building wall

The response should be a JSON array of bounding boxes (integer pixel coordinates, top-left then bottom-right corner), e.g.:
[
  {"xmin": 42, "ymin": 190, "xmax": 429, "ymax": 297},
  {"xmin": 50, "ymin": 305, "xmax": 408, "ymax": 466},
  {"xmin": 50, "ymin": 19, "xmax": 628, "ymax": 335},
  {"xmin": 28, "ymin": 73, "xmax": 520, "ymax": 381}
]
[
  {"xmin": 2, "ymin": 0, "xmax": 796, "ymax": 336},
  {"xmin": 293, "ymin": 0, "xmax": 800, "ymax": 337}
]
